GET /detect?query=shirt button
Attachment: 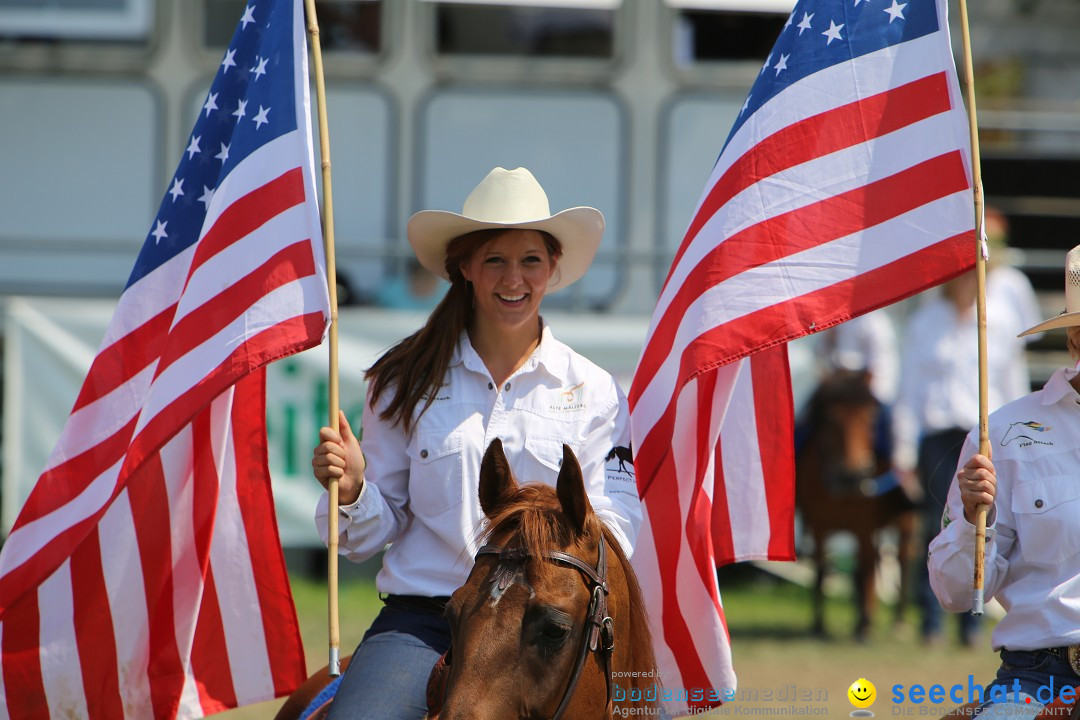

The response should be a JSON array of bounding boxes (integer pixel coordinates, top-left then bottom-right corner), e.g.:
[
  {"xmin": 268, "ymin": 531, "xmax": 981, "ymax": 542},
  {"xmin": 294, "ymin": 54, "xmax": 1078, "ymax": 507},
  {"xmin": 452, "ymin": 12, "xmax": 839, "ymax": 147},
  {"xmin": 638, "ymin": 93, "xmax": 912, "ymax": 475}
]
[
  {"xmin": 1035, "ymin": 499, "xmax": 1044, "ymax": 509},
  {"xmin": 504, "ymin": 382, "xmax": 511, "ymax": 391},
  {"xmin": 420, "ymin": 449, "xmax": 429, "ymax": 459},
  {"xmin": 488, "ymin": 382, "xmax": 494, "ymax": 390}
]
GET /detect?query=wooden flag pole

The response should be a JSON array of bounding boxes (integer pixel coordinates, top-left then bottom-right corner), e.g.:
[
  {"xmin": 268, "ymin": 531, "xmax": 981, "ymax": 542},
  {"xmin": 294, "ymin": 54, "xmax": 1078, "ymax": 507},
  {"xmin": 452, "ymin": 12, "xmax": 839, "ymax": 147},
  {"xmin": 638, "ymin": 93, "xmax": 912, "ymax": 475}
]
[
  {"xmin": 303, "ymin": 0, "xmax": 343, "ymax": 675},
  {"xmin": 956, "ymin": 0, "xmax": 990, "ymax": 617}
]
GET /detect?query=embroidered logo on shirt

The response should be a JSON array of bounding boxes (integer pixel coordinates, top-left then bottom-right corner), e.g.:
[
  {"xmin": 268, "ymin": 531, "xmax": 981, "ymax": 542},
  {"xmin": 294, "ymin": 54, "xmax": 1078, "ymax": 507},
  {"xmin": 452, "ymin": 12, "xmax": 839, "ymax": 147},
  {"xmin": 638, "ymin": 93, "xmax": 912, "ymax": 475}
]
[
  {"xmin": 550, "ymin": 382, "xmax": 586, "ymax": 412},
  {"xmin": 1001, "ymin": 420, "xmax": 1054, "ymax": 448},
  {"xmin": 421, "ymin": 383, "xmax": 451, "ymax": 402}
]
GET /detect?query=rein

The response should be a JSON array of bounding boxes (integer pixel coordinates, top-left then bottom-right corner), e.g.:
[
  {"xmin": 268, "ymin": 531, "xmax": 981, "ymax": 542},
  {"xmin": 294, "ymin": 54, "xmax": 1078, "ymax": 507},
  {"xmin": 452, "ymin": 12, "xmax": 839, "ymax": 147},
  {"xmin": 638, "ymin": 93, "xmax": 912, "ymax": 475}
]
[{"xmin": 474, "ymin": 534, "xmax": 615, "ymax": 720}]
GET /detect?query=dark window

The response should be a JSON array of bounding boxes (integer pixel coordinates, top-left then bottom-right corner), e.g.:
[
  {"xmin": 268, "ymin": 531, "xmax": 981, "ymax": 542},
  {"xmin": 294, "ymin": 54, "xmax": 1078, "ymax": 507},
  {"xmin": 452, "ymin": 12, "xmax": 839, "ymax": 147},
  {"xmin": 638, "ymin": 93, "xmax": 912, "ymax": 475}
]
[
  {"xmin": 983, "ymin": 154, "xmax": 1080, "ymax": 291},
  {"xmin": 204, "ymin": 0, "xmax": 382, "ymax": 53},
  {"xmin": 434, "ymin": 3, "xmax": 615, "ymax": 58},
  {"xmin": 673, "ymin": 9, "xmax": 788, "ymax": 64}
]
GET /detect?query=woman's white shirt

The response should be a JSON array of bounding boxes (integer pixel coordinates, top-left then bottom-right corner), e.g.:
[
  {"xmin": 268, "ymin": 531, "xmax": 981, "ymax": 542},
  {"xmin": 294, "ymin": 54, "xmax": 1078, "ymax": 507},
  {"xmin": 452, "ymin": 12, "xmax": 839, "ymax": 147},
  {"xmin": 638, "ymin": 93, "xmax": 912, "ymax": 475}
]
[
  {"xmin": 928, "ymin": 367, "xmax": 1080, "ymax": 650},
  {"xmin": 314, "ymin": 324, "xmax": 641, "ymax": 597}
]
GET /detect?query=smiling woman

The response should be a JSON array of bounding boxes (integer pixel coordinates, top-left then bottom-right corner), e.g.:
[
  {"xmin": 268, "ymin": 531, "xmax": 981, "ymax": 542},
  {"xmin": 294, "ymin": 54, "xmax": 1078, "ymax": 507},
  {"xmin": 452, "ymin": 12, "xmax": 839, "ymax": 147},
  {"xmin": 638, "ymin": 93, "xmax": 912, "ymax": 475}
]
[
  {"xmin": 305, "ymin": 167, "xmax": 643, "ymax": 720},
  {"xmin": 456, "ymin": 228, "xmax": 560, "ymax": 382}
]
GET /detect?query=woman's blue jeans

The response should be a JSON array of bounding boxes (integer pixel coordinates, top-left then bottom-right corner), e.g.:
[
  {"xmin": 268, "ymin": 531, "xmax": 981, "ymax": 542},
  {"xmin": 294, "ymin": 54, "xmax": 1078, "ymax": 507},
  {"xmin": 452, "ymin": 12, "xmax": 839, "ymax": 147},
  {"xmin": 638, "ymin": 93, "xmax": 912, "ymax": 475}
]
[
  {"xmin": 981, "ymin": 648, "xmax": 1080, "ymax": 708},
  {"xmin": 324, "ymin": 600, "xmax": 452, "ymax": 720}
]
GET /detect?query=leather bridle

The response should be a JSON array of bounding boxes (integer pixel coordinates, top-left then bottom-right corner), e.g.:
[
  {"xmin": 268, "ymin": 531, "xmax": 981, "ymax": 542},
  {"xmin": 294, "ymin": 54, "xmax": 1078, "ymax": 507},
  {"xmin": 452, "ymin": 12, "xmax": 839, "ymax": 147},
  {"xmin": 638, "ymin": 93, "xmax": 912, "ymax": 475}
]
[{"xmin": 474, "ymin": 534, "xmax": 615, "ymax": 720}]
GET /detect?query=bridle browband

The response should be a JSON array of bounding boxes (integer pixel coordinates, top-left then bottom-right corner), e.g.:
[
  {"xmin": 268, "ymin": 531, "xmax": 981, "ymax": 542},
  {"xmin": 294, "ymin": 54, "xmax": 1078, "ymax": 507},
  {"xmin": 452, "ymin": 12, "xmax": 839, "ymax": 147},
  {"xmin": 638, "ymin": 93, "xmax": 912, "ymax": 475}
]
[{"xmin": 474, "ymin": 534, "xmax": 615, "ymax": 720}]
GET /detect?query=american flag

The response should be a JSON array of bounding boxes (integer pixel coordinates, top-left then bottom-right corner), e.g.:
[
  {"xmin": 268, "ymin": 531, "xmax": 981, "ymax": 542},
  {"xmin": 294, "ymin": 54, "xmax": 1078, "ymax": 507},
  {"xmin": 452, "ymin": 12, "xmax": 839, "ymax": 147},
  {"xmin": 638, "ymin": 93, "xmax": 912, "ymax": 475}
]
[
  {"xmin": 0, "ymin": 0, "xmax": 330, "ymax": 716},
  {"xmin": 629, "ymin": 0, "xmax": 974, "ymax": 714}
]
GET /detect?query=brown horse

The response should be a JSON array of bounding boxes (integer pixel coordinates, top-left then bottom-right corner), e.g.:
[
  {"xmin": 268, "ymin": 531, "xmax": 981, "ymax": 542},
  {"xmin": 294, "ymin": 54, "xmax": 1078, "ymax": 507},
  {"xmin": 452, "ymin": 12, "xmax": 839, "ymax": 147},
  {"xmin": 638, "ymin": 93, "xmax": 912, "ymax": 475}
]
[
  {"xmin": 277, "ymin": 439, "xmax": 658, "ymax": 720},
  {"xmin": 437, "ymin": 438, "xmax": 657, "ymax": 719},
  {"xmin": 796, "ymin": 369, "xmax": 917, "ymax": 641}
]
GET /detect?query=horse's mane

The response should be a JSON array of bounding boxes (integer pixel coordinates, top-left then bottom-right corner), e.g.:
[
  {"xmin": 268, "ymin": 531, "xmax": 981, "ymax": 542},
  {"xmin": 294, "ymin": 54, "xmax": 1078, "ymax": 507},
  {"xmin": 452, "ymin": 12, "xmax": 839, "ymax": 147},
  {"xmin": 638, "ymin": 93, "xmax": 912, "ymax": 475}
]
[{"xmin": 481, "ymin": 484, "xmax": 659, "ymax": 693}]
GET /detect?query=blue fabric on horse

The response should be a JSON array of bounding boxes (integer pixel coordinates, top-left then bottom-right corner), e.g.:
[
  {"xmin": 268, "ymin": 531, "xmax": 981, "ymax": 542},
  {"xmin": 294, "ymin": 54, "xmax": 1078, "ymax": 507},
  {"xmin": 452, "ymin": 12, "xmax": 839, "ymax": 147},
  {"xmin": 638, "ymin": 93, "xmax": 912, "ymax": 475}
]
[{"xmin": 299, "ymin": 675, "xmax": 343, "ymax": 720}]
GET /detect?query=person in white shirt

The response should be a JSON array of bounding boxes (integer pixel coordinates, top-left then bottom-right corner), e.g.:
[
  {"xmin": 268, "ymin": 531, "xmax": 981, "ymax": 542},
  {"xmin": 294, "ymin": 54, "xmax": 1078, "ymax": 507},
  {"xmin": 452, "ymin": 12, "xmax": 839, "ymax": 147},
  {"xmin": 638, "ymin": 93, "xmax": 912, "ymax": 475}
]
[
  {"xmin": 929, "ymin": 244, "xmax": 1080, "ymax": 715},
  {"xmin": 985, "ymin": 205, "xmax": 1044, "ymax": 352},
  {"xmin": 893, "ymin": 264, "xmax": 1031, "ymax": 647},
  {"xmin": 309, "ymin": 167, "xmax": 641, "ymax": 720}
]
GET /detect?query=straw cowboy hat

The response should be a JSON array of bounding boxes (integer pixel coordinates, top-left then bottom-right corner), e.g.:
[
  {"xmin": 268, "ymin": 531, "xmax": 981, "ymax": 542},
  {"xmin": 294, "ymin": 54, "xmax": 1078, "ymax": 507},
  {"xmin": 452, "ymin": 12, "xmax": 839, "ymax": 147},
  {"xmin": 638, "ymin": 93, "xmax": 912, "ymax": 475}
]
[
  {"xmin": 406, "ymin": 167, "xmax": 604, "ymax": 293},
  {"xmin": 1020, "ymin": 244, "xmax": 1080, "ymax": 336}
]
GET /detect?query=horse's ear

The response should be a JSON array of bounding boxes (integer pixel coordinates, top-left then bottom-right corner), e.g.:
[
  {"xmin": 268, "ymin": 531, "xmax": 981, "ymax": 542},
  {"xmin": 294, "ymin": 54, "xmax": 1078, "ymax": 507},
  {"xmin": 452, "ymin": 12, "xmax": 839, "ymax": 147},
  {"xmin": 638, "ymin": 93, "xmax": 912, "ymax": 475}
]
[
  {"xmin": 479, "ymin": 438, "xmax": 517, "ymax": 519},
  {"xmin": 556, "ymin": 444, "xmax": 592, "ymax": 536}
]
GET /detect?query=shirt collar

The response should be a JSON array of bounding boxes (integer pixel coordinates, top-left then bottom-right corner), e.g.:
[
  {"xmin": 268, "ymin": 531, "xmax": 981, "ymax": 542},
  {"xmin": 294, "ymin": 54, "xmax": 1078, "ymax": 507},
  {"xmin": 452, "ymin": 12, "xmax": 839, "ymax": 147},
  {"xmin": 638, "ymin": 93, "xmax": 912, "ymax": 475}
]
[
  {"xmin": 1040, "ymin": 365, "xmax": 1080, "ymax": 406},
  {"xmin": 449, "ymin": 319, "xmax": 570, "ymax": 384},
  {"xmin": 532, "ymin": 321, "xmax": 570, "ymax": 383},
  {"xmin": 450, "ymin": 332, "xmax": 487, "ymax": 376}
]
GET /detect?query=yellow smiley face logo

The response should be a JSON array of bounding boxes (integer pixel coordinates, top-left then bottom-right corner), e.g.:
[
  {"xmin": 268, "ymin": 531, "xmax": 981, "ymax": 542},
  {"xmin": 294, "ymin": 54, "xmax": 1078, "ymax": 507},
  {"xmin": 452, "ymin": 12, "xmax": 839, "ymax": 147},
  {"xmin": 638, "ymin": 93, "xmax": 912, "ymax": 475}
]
[{"xmin": 848, "ymin": 678, "xmax": 876, "ymax": 709}]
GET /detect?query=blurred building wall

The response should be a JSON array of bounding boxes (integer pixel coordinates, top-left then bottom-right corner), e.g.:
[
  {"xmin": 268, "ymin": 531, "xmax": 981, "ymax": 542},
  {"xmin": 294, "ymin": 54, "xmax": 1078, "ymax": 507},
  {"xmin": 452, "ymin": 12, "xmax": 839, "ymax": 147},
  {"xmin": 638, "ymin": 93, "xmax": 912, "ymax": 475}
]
[{"xmin": 2, "ymin": 0, "xmax": 1074, "ymax": 313}]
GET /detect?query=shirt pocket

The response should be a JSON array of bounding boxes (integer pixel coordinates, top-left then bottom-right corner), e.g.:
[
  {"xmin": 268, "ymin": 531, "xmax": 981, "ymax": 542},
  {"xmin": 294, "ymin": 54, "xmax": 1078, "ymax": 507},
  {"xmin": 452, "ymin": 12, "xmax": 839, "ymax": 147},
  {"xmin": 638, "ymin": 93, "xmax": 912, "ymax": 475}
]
[
  {"xmin": 521, "ymin": 435, "xmax": 572, "ymax": 486},
  {"xmin": 407, "ymin": 431, "xmax": 465, "ymax": 516},
  {"xmin": 1011, "ymin": 476, "xmax": 1080, "ymax": 566}
]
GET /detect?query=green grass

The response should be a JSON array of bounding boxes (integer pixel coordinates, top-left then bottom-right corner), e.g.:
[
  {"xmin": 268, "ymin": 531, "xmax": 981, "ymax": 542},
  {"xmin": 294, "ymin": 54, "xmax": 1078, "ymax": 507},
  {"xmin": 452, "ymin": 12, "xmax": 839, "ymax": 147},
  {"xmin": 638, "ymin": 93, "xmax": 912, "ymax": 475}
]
[
  {"xmin": 220, "ymin": 565, "xmax": 1003, "ymax": 718},
  {"xmin": 713, "ymin": 564, "xmax": 1002, "ymax": 717},
  {"xmin": 288, "ymin": 574, "xmax": 384, "ymax": 668}
]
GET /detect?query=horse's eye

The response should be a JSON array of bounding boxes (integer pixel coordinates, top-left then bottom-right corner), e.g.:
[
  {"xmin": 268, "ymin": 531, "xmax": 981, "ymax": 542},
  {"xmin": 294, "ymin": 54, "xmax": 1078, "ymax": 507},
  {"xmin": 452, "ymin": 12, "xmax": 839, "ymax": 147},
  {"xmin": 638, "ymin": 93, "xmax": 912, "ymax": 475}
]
[
  {"xmin": 525, "ymin": 606, "xmax": 573, "ymax": 648},
  {"xmin": 541, "ymin": 623, "xmax": 571, "ymax": 643}
]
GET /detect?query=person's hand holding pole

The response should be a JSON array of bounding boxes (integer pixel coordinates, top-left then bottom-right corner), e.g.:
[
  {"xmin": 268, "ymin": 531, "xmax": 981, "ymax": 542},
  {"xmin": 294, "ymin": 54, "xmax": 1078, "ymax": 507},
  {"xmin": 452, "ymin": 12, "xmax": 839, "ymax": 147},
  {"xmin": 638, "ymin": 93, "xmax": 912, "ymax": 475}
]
[
  {"xmin": 958, "ymin": 453, "xmax": 995, "ymax": 526},
  {"xmin": 312, "ymin": 410, "xmax": 366, "ymax": 506}
]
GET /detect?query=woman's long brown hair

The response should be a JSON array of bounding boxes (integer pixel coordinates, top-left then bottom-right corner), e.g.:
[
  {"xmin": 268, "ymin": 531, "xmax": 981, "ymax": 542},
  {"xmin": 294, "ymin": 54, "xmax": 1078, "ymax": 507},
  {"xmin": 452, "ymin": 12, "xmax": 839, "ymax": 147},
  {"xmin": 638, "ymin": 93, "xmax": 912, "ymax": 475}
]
[{"xmin": 365, "ymin": 228, "xmax": 562, "ymax": 434}]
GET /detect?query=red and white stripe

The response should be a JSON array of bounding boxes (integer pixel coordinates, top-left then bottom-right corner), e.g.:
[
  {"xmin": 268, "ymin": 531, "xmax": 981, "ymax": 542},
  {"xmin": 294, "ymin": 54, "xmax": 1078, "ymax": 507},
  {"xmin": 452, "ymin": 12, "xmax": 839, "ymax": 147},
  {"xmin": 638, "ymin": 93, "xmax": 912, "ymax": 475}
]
[
  {"xmin": 0, "ymin": 126, "xmax": 327, "ymax": 715},
  {"xmin": 629, "ymin": 7, "xmax": 972, "ymax": 717},
  {"xmin": 712, "ymin": 348, "xmax": 794, "ymax": 566},
  {"xmin": 0, "ymin": 376, "xmax": 307, "ymax": 718},
  {"xmin": 631, "ymin": 349, "xmax": 793, "ymax": 711}
]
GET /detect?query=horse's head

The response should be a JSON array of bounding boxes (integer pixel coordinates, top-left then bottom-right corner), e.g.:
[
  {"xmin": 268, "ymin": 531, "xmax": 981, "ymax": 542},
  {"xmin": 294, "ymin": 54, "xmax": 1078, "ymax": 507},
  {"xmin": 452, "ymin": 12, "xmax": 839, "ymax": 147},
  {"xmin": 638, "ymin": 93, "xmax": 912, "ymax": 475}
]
[
  {"xmin": 438, "ymin": 439, "xmax": 655, "ymax": 720},
  {"xmin": 804, "ymin": 370, "xmax": 885, "ymax": 495}
]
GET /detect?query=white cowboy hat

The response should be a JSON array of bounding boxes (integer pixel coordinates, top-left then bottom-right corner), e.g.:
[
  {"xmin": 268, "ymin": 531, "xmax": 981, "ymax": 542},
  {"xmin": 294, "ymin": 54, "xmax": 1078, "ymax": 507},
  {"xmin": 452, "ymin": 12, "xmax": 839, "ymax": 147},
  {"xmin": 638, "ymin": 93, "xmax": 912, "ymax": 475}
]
[
  {"xmin": 1019, "ymin": 244, "xmax": 1080, "ymax": 336},
  {"xmin": 406, "ymin": 167, "xmax": 604, "ymax": 293}
]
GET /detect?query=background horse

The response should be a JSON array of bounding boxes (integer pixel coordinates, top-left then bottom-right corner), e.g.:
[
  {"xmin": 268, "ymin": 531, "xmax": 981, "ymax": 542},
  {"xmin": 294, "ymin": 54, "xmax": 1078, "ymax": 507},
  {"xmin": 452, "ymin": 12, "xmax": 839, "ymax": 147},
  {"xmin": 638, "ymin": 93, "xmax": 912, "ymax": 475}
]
[
  {"xmin": 796, "ymin": 369, "xmax": 917, "ymax": 641},
  {"xmin": 278, "ymin": 439, "xmax": 657, "ymax": 720}
]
